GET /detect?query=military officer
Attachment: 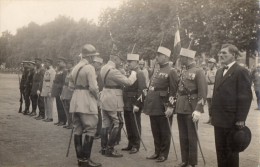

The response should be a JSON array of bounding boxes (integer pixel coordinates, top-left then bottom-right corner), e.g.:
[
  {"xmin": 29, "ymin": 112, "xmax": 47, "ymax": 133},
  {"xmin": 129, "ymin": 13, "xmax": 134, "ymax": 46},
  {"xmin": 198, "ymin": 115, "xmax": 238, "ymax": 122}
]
[
  {"xmin": 30, "ymin": 58, "xmax": 45, "ymax": 119},
  {"xmin": 69, "ymin": 44, "xmax": 101, "ymax": 167},
  {"xmin": 92, "ymin": 56, "xmax": 104, "ymax": 139},
  {"xmin": 143, "ymin": 46, "xmax": 178, "ymax": 162},
  {"xmin": 100, "ymin": 51, "xmax": 137, "ymax": 157},
  {"xmin": 204, "ymin": 58, "xmax": 217, "ymax": 124},
  {"xmin": 19, "ymin": 61, "xmax": 30, "ymax": 113},
  {"xmin": 175, "ymin": 48, "xmax": 207, "ymax": 167},
  {"xmin": 52, "ymin": 57, "xmax": 67, "ymax": 126},
  {"xmin": 41, "ymin": 58, "xmax": 56, "ymax": 122},
  {"xmin": 60, "ymin": 58, "xmax": 74, "ymax": 128},
  {"xmin": 122, "ymin": 54, "xmax": 147, "ymax": 154},
  {"xmin": 23, "ymin": 61, "xmax": 35, "ymax": 115}
]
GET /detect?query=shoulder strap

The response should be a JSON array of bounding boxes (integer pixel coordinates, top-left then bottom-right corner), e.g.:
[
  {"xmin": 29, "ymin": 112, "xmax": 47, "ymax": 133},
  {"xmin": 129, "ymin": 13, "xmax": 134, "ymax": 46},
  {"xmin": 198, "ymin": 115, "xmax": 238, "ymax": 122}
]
[
  {"xmin": 74, "ymin": 64, "xmax": 87, "ymax": 85},
  {"xmin": 103, "ymin": 69, "xmax": 111, "ymax": 86}
]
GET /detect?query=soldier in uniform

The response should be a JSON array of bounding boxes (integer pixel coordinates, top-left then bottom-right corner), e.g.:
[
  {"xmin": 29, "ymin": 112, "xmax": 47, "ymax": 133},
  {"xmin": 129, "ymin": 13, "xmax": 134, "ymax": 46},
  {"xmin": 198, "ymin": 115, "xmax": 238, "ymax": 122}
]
[
  {"xmin": 204, "ymin": 58, "xmax": 217, "ymax": 124},
  {"xmin": 175, "ymin": 48, "xmax": 207, "ymax": 167},
  {"xmin": 143, "ymin": 46, "xmax": 178, "ymax": 162},
  {"xmin": 19, "ymin": 61, "xmax": 30, "ymax": 113},
  {"xmin": 99, "ymin": 52, "xmax": 137, "ymax": 157},
  {"xmin": 92, "ymin": 56, "xmax": 104, "ymax": 139},
  {"xmin": 41, "ymin": 58, "xmax": 56, "ymax": 122},
  {"xmin": 52, "ymin": 57, "xmax": 67, "ymax": 126},
  {"xmin": 69, "ymin": 44, "xmax": 101, "ymax": 167},
  {"xmin": 60, "ymin": 59, "xmax": 74, "ymax": 128},
  {"xmin": 139, "ymin": 59, "xmax": 150, "ymax": 87},
  {"xmin": 30, "ymin": 58, "xmax": 45, "ymax": 119},
  {"xmin": 23, "ymin": 61, "xmax": 35, "ymax": 115},
  {"xmin": 122, "ymin": 54, "xmax": 147, "ymax": 154}
]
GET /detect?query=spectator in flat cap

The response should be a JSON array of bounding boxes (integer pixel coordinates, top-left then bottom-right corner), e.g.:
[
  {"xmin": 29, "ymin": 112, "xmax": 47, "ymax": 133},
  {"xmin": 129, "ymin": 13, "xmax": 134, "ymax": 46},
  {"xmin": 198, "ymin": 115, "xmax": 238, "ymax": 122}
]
[
  {"xmin": 52, "ymin": 57, "xmax": 67, "ymax": 126},
  {"xmin": 41, "ymin": 58, "xmax": 56, "ymax": 122}
]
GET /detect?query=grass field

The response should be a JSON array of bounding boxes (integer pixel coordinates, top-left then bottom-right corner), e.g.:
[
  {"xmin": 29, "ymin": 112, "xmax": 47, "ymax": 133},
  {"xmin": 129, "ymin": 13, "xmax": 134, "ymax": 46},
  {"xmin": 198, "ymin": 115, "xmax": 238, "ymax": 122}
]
[{"xmin": 0, "ymin": 73, "xmax": 259, "ymax": 167}]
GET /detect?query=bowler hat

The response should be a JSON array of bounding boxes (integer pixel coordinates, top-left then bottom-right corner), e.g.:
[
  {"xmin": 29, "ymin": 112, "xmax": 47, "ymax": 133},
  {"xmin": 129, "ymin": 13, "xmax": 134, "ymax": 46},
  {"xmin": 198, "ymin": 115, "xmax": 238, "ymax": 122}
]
[{"xmin": 228, "ymin": 126, "xmax": 251, "ymax": 152}]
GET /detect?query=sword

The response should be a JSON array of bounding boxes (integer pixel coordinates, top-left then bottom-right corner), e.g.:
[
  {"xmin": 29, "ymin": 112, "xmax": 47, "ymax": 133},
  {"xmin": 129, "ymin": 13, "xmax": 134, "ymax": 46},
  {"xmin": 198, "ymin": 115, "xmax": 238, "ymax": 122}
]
[
  {"xmin": 194, "ymin": 122, "xmax": 206, "ymax": 166},
  {"xmin": 166, "ymin": 116, "xmax": 178, "ymax": 160},
  {"xmin": 132, "ymin": 109, "xmax": 147, "ymax": 151}
]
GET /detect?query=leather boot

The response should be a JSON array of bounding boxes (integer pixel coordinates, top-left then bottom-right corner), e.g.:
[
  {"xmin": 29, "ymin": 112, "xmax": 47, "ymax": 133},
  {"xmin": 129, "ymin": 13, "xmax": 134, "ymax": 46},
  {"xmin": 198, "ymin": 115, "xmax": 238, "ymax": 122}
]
[
  {"xmin": 105, "ymin": 127, "xmax": 123, "ymax": 158},
  {"xmin": 81, "ymin": 135, "xmax": 101, "ymax": 167},
  {"xmin": 74, "ymin": 135, "xmax": 83, "ymax": 166},
  {"xmin": 100, "ymin": 128, "xmax": 109, "ymax": 155}
]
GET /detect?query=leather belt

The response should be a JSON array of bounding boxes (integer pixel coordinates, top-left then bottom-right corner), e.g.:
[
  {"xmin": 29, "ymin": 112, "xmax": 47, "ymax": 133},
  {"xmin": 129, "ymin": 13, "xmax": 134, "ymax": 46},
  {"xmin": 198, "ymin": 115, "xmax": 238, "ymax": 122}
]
[
  {"xmin": 178, "ymin": 89, "xmax": 198, "ymax": 96},
  {"xmin": 104, "ymin": 85, "xmax": 121, "ymax": 89}
]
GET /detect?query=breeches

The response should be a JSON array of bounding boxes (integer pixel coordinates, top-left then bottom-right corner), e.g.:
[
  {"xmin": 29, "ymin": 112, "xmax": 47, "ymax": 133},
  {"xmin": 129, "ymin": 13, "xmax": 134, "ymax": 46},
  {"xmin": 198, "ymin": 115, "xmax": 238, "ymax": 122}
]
[{"xmin": 73, "ymin": 112, "xmax": 98, "ymax": 136}]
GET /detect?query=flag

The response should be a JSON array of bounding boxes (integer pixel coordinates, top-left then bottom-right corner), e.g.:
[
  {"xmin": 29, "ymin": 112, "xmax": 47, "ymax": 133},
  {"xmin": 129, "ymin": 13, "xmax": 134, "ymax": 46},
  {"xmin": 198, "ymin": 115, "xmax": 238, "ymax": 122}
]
[{"xmin": 172, "ymin": 25, "xmax": 181, "ymax": 64}]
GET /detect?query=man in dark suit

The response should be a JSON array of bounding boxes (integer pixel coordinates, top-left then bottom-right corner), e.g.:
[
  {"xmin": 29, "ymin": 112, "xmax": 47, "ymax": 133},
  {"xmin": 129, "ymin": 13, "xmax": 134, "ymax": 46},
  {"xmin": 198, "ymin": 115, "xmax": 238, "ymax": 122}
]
[{"xmin": 211, "ymin": 44, "xmax": 252, "ymax": 167}]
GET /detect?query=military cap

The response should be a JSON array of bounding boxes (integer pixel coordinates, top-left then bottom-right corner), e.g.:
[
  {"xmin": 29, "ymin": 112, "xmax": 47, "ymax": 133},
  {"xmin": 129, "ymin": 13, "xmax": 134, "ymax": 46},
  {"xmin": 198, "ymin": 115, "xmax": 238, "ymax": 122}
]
[
  {"xmin": 127, "ymin": 54, "xmax": 139, "ymax": 61},
  {"xmin": 27, "ymin": 61, "xmax": 36, "ymax": 65},
  {"xmin": 208, "ymin": 58, "xmax": 216, "ymax": 64},
  {"xmin": 57, "ymin": 57, "xmax": 67, "ymax": 63},
  {"xmin": 81, "ymin": 44, "xmax": 99, "ymax": 57},
  {"xmin": 180, "ymin": 48, "xmax": 196, "ymax": 59},
  {"xmin": 228, "ymin": 126, "xmax": 251, "ymax": 152},
  {"xmin": 157, "ymin": 46, "xmax": 171, "ymax": 57},
  {"xmin": 21, "ymin": 61, "xmax": 29, "ymax": 64},
  {"xmin": 93, "ymin": 56, "xmax": 103, "ymax": 64}
]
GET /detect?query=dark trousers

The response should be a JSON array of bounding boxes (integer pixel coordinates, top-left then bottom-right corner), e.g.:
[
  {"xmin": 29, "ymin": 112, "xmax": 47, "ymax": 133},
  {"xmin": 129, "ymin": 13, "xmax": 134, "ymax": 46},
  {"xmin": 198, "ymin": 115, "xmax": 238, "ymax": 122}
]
[
  {"xmin": 214, "ymin": 126, "xmax": 239, "ymax": 167},
  {"xmin": 24, "ymin": 91, "xmax": 31, "ymax": 110},
  {"xmin": 177, "ymin": 114, "xmax": 198, "ymax": 165},
  {"xmin": 255, "ymin": 90, "xmax": 260, "ymax": 109},
  {"xmin": 206, "ymin": 98, "xmax": 212, "ymax": 116},
  {"xmin": 150, "ymin": 115, "xmax": 172, "ymax": 158},
  {"xmin": 62, "ymin": 99, "xmax": 72, "ymax": 126},
  {"xmin": 31, "ymin": 94, "xmax": 45, "ymax": 116},
  {"xmin": 124, "ymin": 109, "xmax": 141, "ymax": 149},
  {"xmin": 56, "ymin": 96, "xmax": 67, "ymax": 123},
  {"xmin": 95, "ymin": 107, "xmax": 102, "ymax": 136}
]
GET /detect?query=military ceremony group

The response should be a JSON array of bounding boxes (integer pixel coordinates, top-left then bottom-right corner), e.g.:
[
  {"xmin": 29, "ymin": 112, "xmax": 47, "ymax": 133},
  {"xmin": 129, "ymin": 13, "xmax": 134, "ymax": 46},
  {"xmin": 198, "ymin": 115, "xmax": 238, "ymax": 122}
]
[{"xmin": 17, "ymin": 43, "xmax": 253, "ymax": 167}]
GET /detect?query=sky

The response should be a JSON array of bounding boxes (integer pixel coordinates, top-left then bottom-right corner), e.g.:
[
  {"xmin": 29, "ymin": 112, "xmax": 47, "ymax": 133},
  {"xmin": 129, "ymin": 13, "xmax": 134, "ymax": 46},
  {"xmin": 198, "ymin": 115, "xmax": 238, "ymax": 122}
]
[{"xmin": 0, "ymin": 0, "xmax": 122, "ymax": 35}]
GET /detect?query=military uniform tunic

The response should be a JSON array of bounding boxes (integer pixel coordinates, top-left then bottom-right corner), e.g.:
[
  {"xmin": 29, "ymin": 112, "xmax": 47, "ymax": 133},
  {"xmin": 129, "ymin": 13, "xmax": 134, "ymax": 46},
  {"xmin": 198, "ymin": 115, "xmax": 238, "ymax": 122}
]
[
  {"xmin": 143, "ymin": 62, "xmax": 178, "ymax": 158},
  {"xmin": 175, "ymin": 63, "xmax": 207, "ymax": 166},
  {"xmin": 123, "ymin": 67, "xmax": 147, "ymax": 150}
]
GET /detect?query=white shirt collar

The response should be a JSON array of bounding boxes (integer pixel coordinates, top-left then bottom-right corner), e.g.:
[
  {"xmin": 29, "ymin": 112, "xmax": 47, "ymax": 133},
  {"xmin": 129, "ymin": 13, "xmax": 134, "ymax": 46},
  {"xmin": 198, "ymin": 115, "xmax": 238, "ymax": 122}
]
[{"xmin": 226, "ymin": 61, "xmax": 236, "ymax": 69}]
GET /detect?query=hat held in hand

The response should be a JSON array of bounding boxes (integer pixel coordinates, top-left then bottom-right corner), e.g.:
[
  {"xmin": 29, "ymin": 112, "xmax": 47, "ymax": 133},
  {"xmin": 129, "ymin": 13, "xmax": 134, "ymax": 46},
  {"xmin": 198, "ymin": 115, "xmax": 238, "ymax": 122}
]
[{"xmin": 228, "ymin": 126, "xmax": 251, "ymax": 152}]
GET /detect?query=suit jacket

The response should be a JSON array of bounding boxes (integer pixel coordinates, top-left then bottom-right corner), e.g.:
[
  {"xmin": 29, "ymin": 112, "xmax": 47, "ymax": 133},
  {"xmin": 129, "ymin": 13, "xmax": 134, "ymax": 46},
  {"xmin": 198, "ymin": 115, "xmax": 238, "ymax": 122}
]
[
  {"xmin": 211, "ymin": 63, "xmax": 252, "ymax": 128},
  {"xmin": 51, "ymin": 68, "xmax": 67, "ymax": 97},
  {"xmin": 31, "ymin": 67, "xmax": 45, "ymax": 95}
]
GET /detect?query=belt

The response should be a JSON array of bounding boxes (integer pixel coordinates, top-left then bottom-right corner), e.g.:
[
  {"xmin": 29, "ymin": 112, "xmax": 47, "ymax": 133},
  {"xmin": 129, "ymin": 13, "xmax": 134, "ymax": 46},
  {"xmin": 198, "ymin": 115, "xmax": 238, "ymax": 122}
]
[
  {"xmin": 104, "ymin": 85, "xmax": 121, "ymax": 89},
  {"xmin": 178, "ymin": 89, "xmax": 198, "ymax": 96},
  {"xmin": 149, "ymin": 86, "xmax": 168, "ymax": 91},
  {"xmin": 74, "ymin": 85, "xmax": 89, "ymax": 90}
]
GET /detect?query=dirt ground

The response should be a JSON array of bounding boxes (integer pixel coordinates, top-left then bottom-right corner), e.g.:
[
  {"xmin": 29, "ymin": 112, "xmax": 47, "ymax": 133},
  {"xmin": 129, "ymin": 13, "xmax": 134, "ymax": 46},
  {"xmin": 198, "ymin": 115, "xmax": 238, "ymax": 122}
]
[{"xmin": 0, "ymin": 73, "xmax": 259, "ymax": 167}]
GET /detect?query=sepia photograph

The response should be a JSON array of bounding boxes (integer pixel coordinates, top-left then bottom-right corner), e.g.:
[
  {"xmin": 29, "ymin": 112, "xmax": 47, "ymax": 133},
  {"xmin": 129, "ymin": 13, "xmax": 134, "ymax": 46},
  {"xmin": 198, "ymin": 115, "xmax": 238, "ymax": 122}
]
[{"xmin": 0, "ymin": 0, "xmax": 259, "ymax": 166}]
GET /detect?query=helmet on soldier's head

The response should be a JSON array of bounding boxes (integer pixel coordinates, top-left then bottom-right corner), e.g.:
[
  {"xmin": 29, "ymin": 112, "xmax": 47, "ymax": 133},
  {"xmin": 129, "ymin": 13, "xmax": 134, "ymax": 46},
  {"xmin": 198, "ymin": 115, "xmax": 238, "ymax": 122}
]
[{"xmin": 81, "ymin": 44, "xmax": 99, "ymax": 57}]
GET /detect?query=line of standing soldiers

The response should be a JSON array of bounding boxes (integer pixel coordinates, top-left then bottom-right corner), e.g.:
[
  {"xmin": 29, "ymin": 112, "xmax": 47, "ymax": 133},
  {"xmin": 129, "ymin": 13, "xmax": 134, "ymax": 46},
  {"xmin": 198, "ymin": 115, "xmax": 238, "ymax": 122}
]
[{"xmin": 18, "ymin": 43, "xmax": 208, "ymax": 167}]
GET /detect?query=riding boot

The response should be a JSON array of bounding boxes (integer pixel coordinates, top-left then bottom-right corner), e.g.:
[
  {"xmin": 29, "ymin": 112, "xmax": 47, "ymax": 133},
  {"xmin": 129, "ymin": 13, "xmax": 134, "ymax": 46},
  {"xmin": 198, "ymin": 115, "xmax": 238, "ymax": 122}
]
[
  {"xmin": 106, "ymin": 127, "xmax": 123, "ymax": 157},
  {"xmin": 81, "ymin": 135, "xmax": 101, "ymax": 167},
  {"xmin": 100, "ymin": 128, "xmax": 109, "ymax": 155},
  {"xmin": 74, "ymin": 134, "xmax": 83, "ymax": 160}
]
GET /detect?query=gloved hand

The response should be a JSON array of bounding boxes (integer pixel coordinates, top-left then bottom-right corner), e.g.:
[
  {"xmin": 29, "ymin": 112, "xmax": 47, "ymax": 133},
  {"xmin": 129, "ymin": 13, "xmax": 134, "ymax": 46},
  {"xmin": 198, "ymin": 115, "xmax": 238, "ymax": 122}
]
[
  {"xmin": 133, "ymin": 105, "xmax": 139, "ymax": 112},
  {"xmin": 165, "ymin": 107, "xmax": 174, "ymax": 117},
  {"xmin": 235, "ymin": 121, "xmax": 245, "ymax": 129},
  {"xmin": 192, "ymin": 110, "xmax": 201, "ymax": 122},
  {"xmin": 37, "ymin": 90, "xmax": 41, "ymax": 95}
]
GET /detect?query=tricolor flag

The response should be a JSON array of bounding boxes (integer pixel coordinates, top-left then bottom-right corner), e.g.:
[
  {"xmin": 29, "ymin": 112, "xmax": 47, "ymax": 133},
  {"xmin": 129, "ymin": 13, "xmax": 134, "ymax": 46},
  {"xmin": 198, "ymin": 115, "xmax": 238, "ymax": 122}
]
[{"xmin": 172, "ymin": 25, "xmax": 181, "ymax": 64}]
